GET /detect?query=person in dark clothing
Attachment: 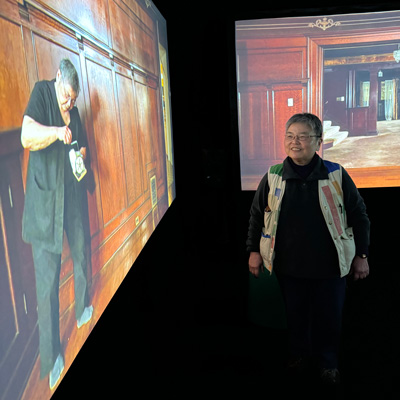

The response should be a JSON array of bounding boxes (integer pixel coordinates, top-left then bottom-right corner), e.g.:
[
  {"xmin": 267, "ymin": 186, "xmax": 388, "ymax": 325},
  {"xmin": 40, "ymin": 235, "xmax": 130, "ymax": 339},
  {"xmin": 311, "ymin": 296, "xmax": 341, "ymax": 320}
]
[
  {"xmin": 247, "ymin": 113, "xmax": 370, "ymax": 384},
  {"xmin": 21, "ymin": 58, "xmax": 93, "ymax": 390}
]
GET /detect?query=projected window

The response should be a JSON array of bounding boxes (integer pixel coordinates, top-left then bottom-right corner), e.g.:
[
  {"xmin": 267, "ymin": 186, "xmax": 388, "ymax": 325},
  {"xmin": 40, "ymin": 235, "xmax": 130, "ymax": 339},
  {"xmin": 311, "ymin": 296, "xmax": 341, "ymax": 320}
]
[
  {"xmin": 0, "ymin": 0, "xmax": 175, "ymax": 398},
  {"xmin": 236, "ymin": 10, "xmax": 400, "ymax": 189}
]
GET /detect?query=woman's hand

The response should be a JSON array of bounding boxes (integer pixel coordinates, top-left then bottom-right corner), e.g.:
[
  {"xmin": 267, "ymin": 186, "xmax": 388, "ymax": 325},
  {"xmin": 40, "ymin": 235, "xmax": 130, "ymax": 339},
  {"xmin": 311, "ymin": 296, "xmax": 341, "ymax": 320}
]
[
  {"xmin": 249, "ymin": 252, "xmax": 263, "ymax": 278},
  {"xmin": 350, "ymin": 255, "xmax": 369, "ymax": 280}
]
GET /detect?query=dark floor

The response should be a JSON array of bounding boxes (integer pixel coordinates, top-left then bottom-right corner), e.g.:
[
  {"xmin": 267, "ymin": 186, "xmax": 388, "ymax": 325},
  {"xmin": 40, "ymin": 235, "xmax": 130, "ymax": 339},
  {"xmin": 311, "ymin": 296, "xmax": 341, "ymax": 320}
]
[
  {"xmin": 54, "ymin": 254, "xmax": 400, "ymax": 400},
  {"xmin": 128, "ymin": 274, "xmax": 400, "ymax": 399}
]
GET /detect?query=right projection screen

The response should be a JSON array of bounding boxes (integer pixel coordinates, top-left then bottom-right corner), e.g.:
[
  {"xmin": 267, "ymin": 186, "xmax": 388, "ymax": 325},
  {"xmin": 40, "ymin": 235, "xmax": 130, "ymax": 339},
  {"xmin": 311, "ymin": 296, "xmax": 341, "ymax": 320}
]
[{"xmin": 235, "ymin": 9, "xmax": 400, "ymax": 189}]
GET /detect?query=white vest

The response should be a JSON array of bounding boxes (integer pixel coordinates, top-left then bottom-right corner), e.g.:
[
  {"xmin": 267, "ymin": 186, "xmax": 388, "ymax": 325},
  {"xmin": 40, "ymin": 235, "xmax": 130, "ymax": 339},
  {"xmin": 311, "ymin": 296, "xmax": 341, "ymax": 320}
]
[{"xmin": 260, "ymin": 160, "xmax": 355, "ymax": 277}]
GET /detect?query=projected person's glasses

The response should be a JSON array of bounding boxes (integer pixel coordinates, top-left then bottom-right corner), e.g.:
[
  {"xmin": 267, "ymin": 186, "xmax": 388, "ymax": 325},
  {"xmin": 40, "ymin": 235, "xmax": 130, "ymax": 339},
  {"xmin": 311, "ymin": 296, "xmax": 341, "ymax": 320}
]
[{"xmin": 60, "ymin": 79, "xmax": 77, "ymax": 107}]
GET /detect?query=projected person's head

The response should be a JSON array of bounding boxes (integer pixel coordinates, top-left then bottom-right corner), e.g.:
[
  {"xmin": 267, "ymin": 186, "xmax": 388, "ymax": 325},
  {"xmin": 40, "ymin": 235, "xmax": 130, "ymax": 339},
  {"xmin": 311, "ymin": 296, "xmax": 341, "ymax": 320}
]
[
  {"xmin": 55, "ymin": 58, "xmax": 80, "ymax": 112},
  {"xmin": 284, "ymin": 113, "xmax": 323, "ymax": 166}
]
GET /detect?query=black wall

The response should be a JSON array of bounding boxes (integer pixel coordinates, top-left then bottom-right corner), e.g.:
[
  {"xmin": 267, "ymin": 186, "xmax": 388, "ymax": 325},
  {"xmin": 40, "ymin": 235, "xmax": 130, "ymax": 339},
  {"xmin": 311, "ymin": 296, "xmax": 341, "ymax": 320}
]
[{"xmin": 54, "ymin": 1, "xmax": 400, "ymax": 398}]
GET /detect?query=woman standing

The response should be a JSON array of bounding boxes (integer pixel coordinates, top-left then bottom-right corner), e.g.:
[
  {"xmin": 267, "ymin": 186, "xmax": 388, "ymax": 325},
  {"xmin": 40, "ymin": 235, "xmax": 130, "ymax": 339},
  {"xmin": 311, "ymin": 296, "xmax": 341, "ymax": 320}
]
[{"xmin": 247, "ymin": 113, "xmax": 370, "ymax": 384}]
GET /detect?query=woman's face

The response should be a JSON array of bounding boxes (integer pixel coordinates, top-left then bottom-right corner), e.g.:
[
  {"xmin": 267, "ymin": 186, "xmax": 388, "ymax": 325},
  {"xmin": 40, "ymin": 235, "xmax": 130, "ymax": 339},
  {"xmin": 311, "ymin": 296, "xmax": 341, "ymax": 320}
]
[{"xmin": 284, "ymin": 122, "xmax": 322, "ymax": 165}]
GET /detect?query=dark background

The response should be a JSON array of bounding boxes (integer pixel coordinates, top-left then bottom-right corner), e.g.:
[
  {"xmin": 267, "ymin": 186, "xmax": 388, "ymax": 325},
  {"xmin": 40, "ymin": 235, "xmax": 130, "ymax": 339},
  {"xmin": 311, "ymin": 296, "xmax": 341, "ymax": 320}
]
[{"xmin": 54, "ymin": 1, "xmax": 400, "ymax": 398}]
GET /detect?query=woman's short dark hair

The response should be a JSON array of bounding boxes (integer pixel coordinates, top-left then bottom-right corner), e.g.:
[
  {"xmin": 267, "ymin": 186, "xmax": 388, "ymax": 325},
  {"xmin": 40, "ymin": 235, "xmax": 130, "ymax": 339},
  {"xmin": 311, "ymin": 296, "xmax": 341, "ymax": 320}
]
[
  {"xmin": 285, "ymin": 113, "xmax": 323, "ymax": 137},
  {"xmin": 59, "ymin": 58, "xmax": 80, "ymax": 95}
]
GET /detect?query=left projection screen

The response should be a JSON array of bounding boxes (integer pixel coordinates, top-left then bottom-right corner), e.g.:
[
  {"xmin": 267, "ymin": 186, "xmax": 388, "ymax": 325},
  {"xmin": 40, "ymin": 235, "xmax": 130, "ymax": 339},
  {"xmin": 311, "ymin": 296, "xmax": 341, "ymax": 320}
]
[{"xmin": 0, "ymin": 0, "xmax": 175, "ymax": 399}]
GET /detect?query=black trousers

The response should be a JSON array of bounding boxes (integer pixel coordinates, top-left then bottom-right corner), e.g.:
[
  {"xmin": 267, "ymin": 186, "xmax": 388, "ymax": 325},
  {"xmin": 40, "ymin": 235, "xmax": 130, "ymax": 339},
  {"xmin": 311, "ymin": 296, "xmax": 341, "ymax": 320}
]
[
  {"xmin": 32, "ymin": 182, "xmax": 89, "ymax": 378},
  {"xmin": 276, "ymin": 274, "xmax": 346, "ymax": 369}
]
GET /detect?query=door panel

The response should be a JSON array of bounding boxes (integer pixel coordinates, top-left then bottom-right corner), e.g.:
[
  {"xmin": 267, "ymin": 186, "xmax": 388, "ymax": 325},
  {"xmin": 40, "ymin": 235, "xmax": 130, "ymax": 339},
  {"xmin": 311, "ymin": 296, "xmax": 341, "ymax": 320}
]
[
  {"xmin": 115, "ymin": 71, "xmax": 144, "ymax": 206},
  {"xmin": 85, "ymin": 58, "xmax": 126, "ymax": 226},
  {"xmin": 134, "ymin": 79, "xmax": 151, "ymax": 195},
  {"xmin": 0, "ymin": 16, "xmax": 30, "ymax": 129},
  {"xmin": 272, "ymin": 86, "xmax": 305, "ymax": 161},
  {"xmin": 238, "ymin": 88, "xmax": 272, "ymax": 174}
]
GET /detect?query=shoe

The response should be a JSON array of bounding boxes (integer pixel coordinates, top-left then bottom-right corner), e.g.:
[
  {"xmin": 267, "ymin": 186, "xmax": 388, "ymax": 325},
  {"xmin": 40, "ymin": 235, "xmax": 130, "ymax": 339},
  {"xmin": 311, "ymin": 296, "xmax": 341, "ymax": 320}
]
[
  {"xmin": 77, "ymin": 305, "xmax": 93, "ymax": 328},
  {"xmin": 49, "ymin": 354, "xmax": 64, "ymax": 390},
  {"xmin": 320, "ymin": 368, "xmax": 340, "ymax": 384},
  {"xmin": 286, "ymin": 356, "xmax": 308, "ymax": 372},
  {"xmin": 285, "ymin": 356, "xmax": 310, "ymax": 384}
]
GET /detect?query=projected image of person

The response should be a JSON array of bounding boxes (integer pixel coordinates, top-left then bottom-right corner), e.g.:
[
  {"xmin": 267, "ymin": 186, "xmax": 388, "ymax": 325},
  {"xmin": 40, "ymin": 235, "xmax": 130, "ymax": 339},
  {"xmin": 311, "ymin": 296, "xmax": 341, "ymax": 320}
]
[
  {"xmin": 21, "ymin": 58, "xmax": 93, "ymax": 389},
  {"xmin": 247, "ymin": 113, "xmax": 370, "ymax": 384}
]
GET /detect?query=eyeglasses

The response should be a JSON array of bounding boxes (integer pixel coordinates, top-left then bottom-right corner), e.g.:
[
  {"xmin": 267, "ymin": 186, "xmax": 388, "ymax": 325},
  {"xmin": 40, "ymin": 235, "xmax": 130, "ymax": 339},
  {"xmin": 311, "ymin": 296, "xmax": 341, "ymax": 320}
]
[
  {"xmin": 60, "ymin": 79, "xmax": 77, "ymax": 106},
  {"xmin": 284, "ymin": 134, "xmax": 321, "ymax": 142}
]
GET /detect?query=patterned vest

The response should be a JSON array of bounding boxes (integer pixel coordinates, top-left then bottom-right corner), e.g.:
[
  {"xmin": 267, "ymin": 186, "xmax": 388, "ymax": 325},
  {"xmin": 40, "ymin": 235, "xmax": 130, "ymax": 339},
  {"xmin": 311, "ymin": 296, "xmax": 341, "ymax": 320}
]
[{"xmin": 260, "ymin": 160, "xmax": 355, "ymax": 277}]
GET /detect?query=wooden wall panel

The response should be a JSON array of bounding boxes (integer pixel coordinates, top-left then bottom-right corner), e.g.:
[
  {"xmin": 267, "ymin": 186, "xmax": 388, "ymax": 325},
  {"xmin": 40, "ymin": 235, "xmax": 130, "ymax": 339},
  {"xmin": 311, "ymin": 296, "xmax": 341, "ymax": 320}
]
[
  {"xmin": 239, "ymin": 48, "xmax": 306, "ymax": 83},
  {"xmin": 238, "ymin": 84, "xmax": 306, "ymax": 174},
  {"xmin": 33, "ymin": 0, "xmax": 111, "ymax": 46},
  {"xmin": 109, "ymin": 0, "xmax": 156, "ymax": 74},
  {"xmin": 272, "ymin": 86, "xmax": 305, "ymax": 161},
  {"xmin": 134, "ymin": 79, "xmax": 151, "ymax": 195},
  {"xmin": 148, "ymin": 84, "xmax": 165, "ymax": 188},
  {"xmin": 115, "ymin": 71, "xmax": 144, "ymax": 206},
  {"xmin": 85, "ymin": 58, "xmax": 126, "ymax": 226},
  {"xmin": 0, "ymin": 16, "xmax": 30, "ymax": 130},
  {"xmin": 237, "ymin": 37, "xmax": 309, "ymax": 179},
  {"xmin": 308, "ymin": 38, "xmax": 323, "ymax": 117},
  {"xmin": 347, "ymin": 107, "xmax": 369, "ymax": 135},
  {"xmin": 238, "ymin": 88, "xmax": 272, "ymax": 174}
]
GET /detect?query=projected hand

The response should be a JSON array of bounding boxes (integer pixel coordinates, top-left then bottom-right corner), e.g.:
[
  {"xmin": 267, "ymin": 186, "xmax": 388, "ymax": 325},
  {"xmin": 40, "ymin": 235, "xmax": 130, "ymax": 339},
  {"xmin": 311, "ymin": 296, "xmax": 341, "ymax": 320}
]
[
  {"xmin": 249, "ymin": 252, "xmax": 263, "ymax": 278},
  {"xmin": 80, "ymin": 147, "xmax": 87, "ymax": 160},
  {"xmin": 57, "ymin": 126, "xmax": 72, "ymax": 145},
  {"xmin": 350, "ymin": 256, "xmax": 369, "ymax": 281}
]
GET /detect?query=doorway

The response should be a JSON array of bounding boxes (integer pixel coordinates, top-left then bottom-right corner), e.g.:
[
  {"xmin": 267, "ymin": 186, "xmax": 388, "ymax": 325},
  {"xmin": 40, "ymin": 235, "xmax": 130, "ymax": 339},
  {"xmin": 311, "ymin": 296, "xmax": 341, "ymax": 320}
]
[{"xmin": 321, "ymin": 42, "xmax": 400, "ymax": 169}]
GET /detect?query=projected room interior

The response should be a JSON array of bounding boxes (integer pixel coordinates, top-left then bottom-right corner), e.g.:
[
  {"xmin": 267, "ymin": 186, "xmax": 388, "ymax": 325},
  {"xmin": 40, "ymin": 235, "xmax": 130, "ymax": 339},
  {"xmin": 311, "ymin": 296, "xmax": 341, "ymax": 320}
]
[
  {"xmin": 236, "ymin": 10, "xmax": 400, "ymax": 189},
  {"xmin": 0, "ymin": 0, "xmax": 174, "ymax": 398}
]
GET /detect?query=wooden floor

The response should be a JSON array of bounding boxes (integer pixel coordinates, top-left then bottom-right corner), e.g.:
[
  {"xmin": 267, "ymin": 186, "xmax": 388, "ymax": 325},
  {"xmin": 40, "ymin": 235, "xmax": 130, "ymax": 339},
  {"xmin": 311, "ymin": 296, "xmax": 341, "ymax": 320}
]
[{"xmin": 324, "ymin": 120, "xmax": 400, "ymax": 168}]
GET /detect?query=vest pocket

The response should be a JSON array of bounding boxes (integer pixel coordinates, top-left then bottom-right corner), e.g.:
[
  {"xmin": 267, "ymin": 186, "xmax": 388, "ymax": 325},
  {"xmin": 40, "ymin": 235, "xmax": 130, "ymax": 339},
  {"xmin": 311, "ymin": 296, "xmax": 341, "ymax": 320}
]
[
  {"xmin": 260, "ymin": 210, "xmax": 275, "ymax": 270},
  {"xmin": 32, "ymin": 175, "xmax": 56, "ymax": 242},
  {"xmin": 260, "ymin": 230, "xmax": 272, "ymax": 270},
  {"xmin": 341, "ymin": 227, "xmax": 356, "ymax": 268}
]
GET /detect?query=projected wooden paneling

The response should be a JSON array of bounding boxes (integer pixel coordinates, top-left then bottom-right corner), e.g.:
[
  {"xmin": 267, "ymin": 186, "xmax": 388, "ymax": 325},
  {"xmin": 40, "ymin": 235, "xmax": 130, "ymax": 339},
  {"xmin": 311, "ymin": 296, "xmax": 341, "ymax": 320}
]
[
  {"xmin": 115, "ymin": 71, "xmax": 144, "ymax": 206},
  {"xmin": 33, "ymin": 0, "xmax": 111, "ymax": 46},
  {"xmin": 0, "ymin": 0, "xmax": 169, "ymax": 397},
  {"xmin": 0, "ymin": 16, "xmax": 30, "ymax": 128},
  {"xmin": 86, "ymin": 58, "xmax": 127, "ymax": 226},
  {"xmin": 109, "ymin": 0, "xmax": 157, "ymax": 74},
  {"xmin": 237, "ymin": 39, "xmax": 308, "ymax": 179}
]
